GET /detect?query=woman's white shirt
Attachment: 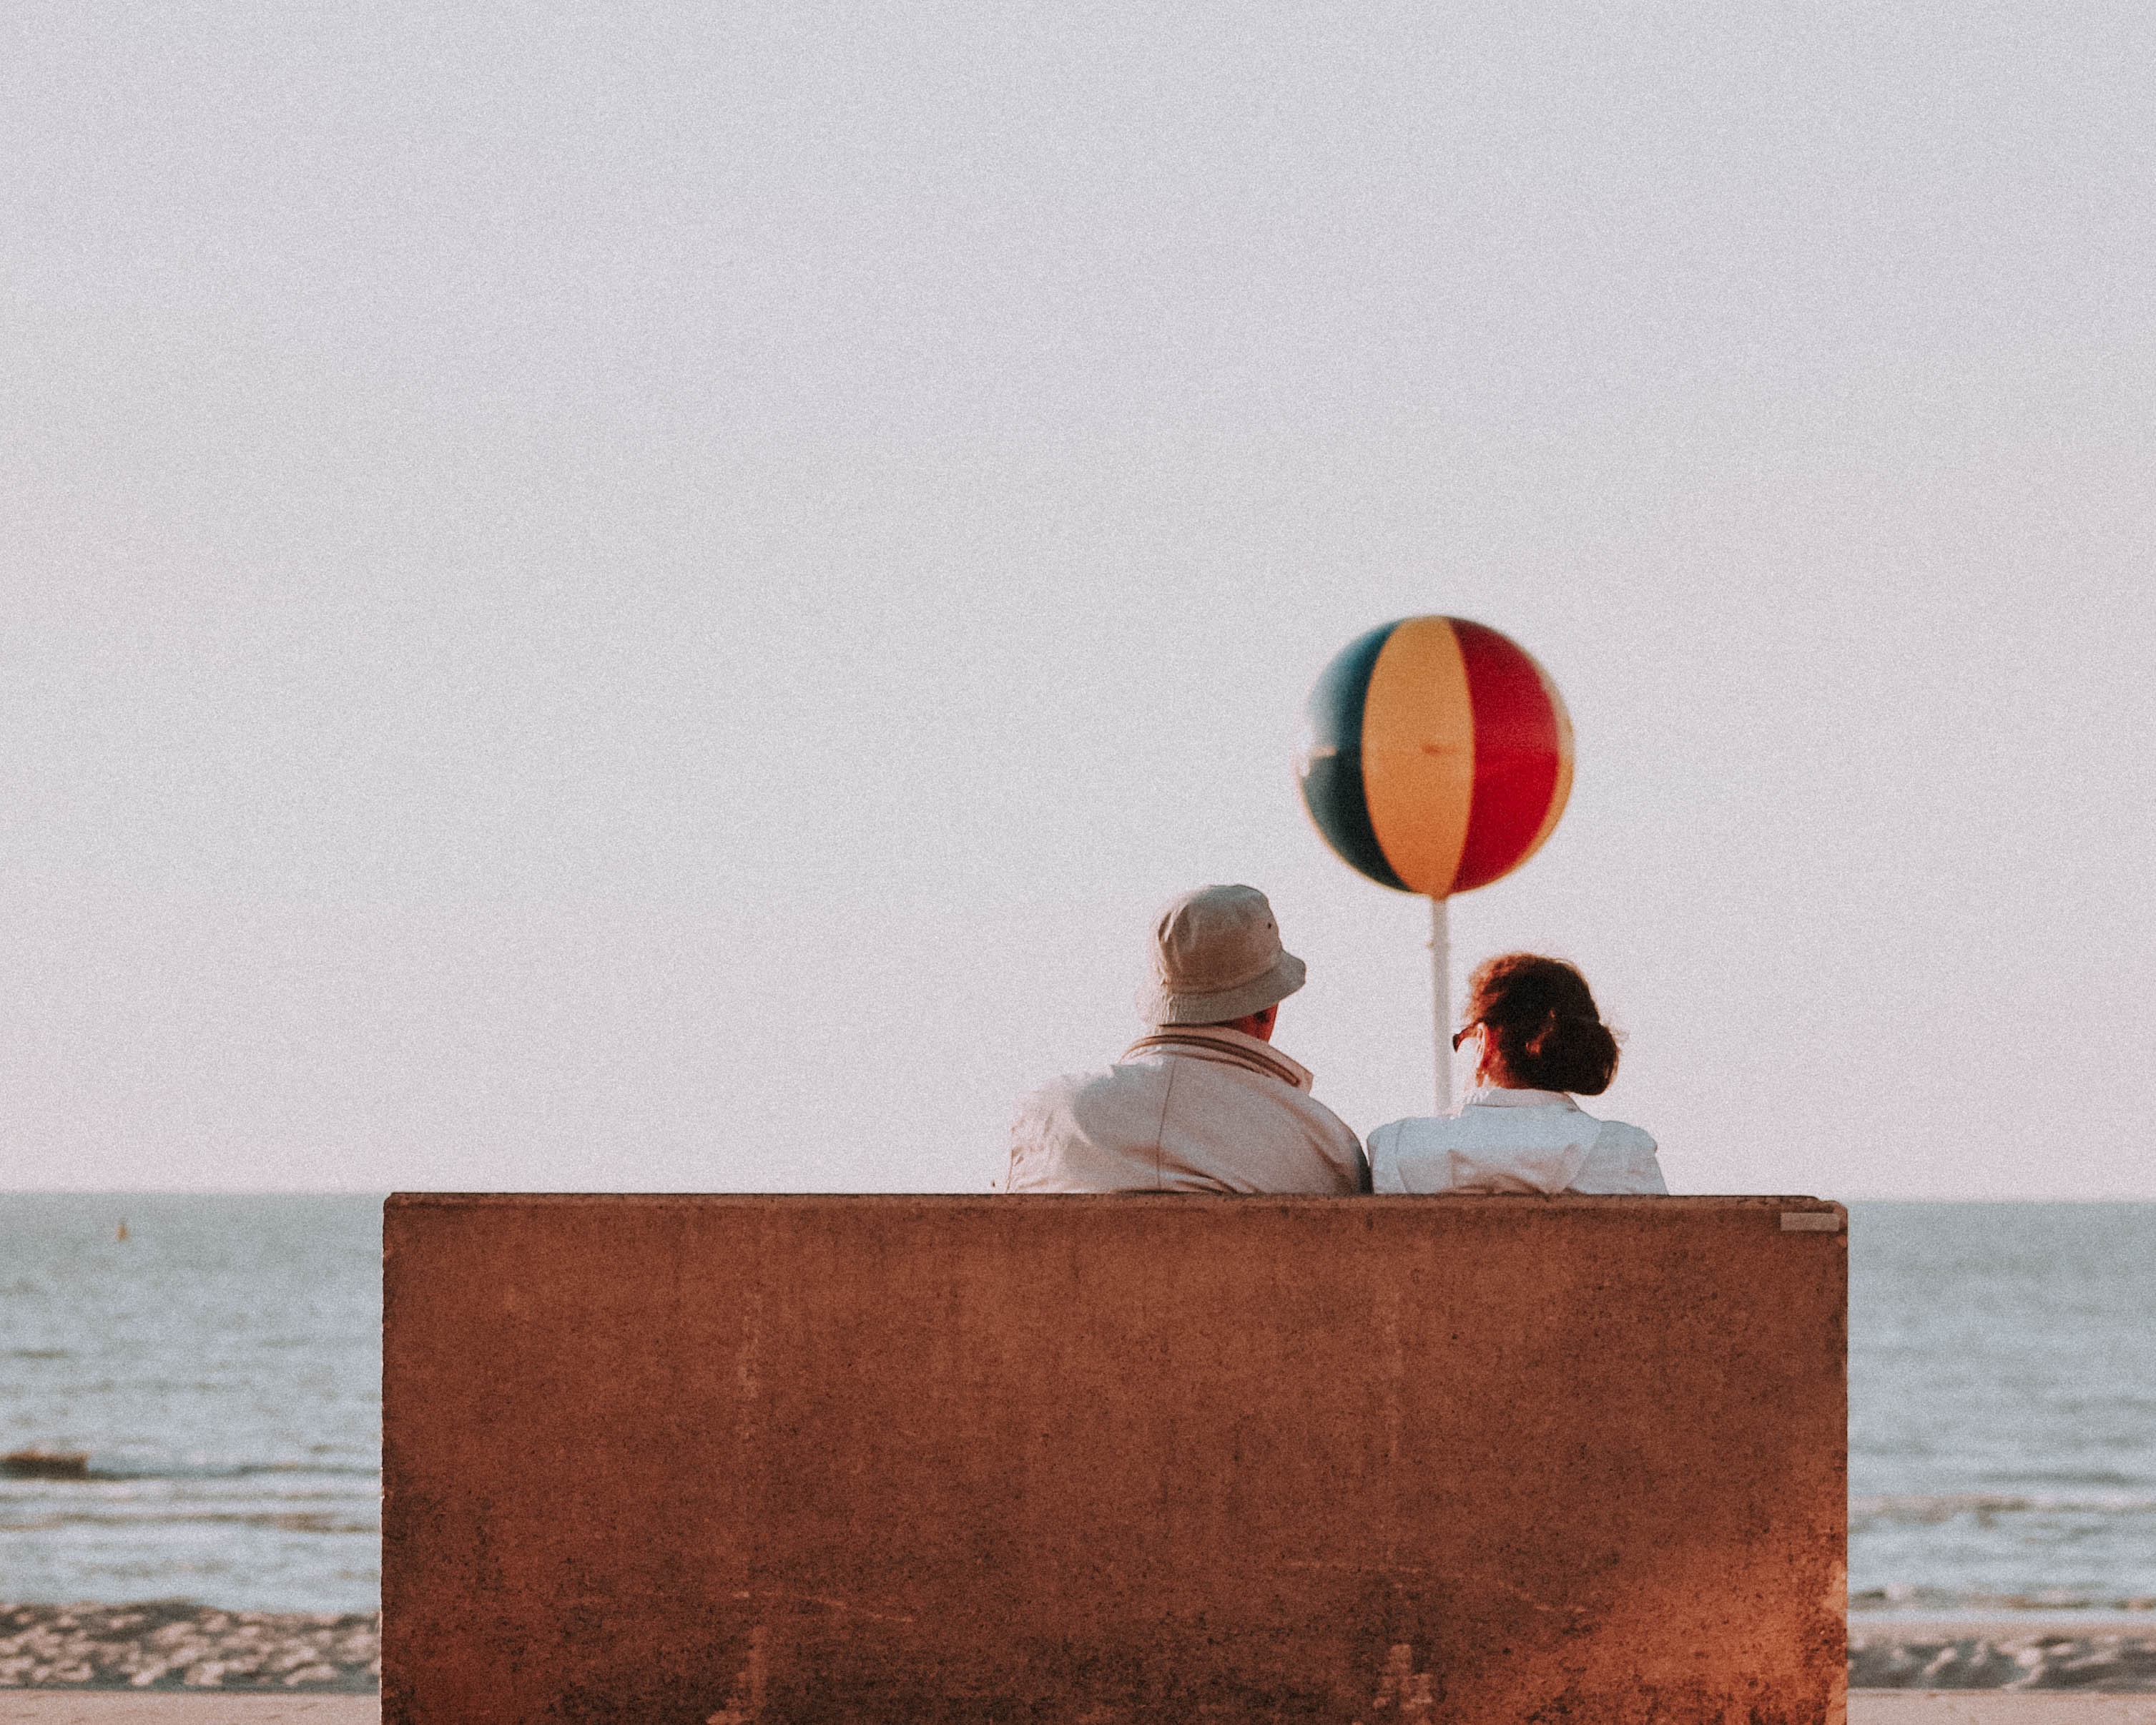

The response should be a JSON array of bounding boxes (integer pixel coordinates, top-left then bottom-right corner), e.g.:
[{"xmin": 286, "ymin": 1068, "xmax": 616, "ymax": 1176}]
[{"xmin": 1368, "ymin": 1088, "xmax": 1667, "ymax": 1196}]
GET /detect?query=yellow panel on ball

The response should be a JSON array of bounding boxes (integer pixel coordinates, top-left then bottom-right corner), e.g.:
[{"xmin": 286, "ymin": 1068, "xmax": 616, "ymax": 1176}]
[{"xmin": 1359, "ymin": 616, "xmax": 1477, "ymax": 899}]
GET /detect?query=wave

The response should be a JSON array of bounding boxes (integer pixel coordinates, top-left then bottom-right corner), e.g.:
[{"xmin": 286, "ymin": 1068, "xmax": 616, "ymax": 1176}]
[
  {"xmin": 1851, "ymin": 1585, "xmax": 2156, "ymax": 1613},
  {"xmin": 1852, "ymin": 1493, "xmax": 2156, "ymax": 1523},
  {"xmin": 48, "ymin": 1460, "xmax": 382, "ymax": 1483},
  {"xmin": 0, "ymin": 1507, "xmax": 378, "ymax": 1535}
]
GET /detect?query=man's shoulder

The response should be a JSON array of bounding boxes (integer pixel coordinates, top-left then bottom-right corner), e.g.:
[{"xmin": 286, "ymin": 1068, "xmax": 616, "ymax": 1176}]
[
  {"xmin": 1160, "ymin": 1053, "xmax": 1362, "ymax": 1157},
  {"xmin": 1267, "ymin": 1075, "xmax": 1361, "ymax": 1143},
  {"xmin": 1011, "ymin": 1058, "xmax": 1169, "ymax": 1132},
  {"xmin": 1005, "ymin": 1058, "xmax": 1180, "ymax": 1194},
  {"xmin": 1015, "ymin": 1044, "xmax": 1357, "ymax": 1147}
]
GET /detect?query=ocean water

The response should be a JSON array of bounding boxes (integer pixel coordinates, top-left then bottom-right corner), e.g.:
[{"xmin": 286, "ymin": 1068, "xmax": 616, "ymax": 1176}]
[
  {"xmin": 1849, "ymin": 1201, "xmax": 2156, "ymax": 1618},
  {"xmin": 1, "ymin": 1195, "xmax": 2150, "ymax": 1616},
  {"xmin": 0, "ymin": 1194, "xmax": 379, "ymax": 1613}
]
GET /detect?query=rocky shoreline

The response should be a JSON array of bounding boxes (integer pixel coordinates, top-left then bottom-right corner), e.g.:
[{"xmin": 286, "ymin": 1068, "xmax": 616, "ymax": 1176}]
[
  {"xmin": 3, "ymin": 1605, "xmax": 2152, "ymax": 1694},
  {"xmin": 0, "ymin": 1604, "xmax": 378, "ymax": 1692}
]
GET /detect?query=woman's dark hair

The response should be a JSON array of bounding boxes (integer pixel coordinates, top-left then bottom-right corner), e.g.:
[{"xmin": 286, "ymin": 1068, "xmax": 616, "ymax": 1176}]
[{"xmin": 1464, "ymin": 953, "xmax": 1620, "ymax": 1096}]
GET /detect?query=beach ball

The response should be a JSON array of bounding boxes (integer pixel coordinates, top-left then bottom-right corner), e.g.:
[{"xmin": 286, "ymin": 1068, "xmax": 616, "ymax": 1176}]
[{"xmin": 1298, "ymin": 616, "xmax": 1574, "ymax": 897}]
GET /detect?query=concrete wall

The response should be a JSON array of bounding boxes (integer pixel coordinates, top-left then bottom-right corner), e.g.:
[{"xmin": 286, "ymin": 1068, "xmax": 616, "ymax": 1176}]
[{"xmin": 383, "ymin": 1194, "xmax": 1847, "ymax": 1724}]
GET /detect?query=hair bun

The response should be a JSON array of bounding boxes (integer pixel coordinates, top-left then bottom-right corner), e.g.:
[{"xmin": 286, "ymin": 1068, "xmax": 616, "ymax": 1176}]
[{"xmin": 1463, "ymin": 953, "xmax": 1621, "ymax": 1096}]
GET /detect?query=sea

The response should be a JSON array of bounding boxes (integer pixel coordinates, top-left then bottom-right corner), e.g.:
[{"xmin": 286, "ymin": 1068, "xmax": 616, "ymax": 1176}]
[
  {"xmin": 1849, "ymin": 1202, "xmax": 2156, "ymax": 1618},
  {"xmin": 1, "ymin": 1196, "xmax": 2152, "ymax": 1618},
  {"xmin": 1, "ymin": 1195, "xmax": 378, "ymax": 1615}
]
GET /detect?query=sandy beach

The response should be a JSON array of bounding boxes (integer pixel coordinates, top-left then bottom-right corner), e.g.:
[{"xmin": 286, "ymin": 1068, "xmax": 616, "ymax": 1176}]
[
  {"xmin": 1849, "ymin": 1621, "xmax": 2156, "ymax": 1692},
  {"xmin": 1854, "ymin": 1705, "xmax": 2156, "ymax": 1722},
  {"xmin": 0, "ymin": 1610, "xmax": 374, "ymax": 1696},
  {"xmin": 0, "ymin": 1704, "xmax": 370, "ymax": 1723},
  {"xmin": 6, "ymin": 1689, "xmax": 2151, "ymax": 1721},
  {"xmin": 4, "ymin": 1610, "xmax": 2154, "ymax": 1711},
  {"xmin": 4, "ymin": 1616, "xmax": 2156, "ymax": 1721}
]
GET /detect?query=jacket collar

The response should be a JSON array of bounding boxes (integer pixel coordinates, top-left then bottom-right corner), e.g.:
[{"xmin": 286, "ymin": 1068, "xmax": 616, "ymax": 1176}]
[
  {"xmin": 1123, "ymin": 1024, "xmax": 1314, "ymax": 1091},
  {"xmin": 1463, "ymin": 1086, "xmax": 1580, "ymax": 1111}
]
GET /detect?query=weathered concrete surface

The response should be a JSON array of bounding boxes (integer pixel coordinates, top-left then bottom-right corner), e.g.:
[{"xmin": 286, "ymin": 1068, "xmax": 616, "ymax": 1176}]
[{"xmin": 383, "ymin": 1194, "xmax": 1847, "ymax": 1724}]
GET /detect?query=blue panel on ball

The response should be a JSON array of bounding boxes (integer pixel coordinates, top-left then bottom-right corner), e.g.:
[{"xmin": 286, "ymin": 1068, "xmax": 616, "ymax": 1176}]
[{"xmin": 1299, "ymin": 621, "xmax": 1410, "ymax": 892}]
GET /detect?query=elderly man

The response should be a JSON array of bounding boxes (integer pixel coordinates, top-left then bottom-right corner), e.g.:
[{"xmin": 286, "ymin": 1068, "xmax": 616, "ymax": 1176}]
[{"xmin": 1005, "ymin": 884, "xmax": 1367, "ymax": 1194}]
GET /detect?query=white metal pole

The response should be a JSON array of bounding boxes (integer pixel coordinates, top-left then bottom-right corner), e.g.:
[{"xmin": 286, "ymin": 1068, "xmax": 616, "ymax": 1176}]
[{"xmin": 1429, "ymin": 894, "xmax": 1452, "ymax": 1114}]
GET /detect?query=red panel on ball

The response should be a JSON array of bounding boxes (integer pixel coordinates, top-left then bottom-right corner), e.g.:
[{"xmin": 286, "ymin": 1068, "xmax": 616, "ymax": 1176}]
[{"xmin": 1451, "ymin": 619, "xmax": 1562, "ymax": 894}]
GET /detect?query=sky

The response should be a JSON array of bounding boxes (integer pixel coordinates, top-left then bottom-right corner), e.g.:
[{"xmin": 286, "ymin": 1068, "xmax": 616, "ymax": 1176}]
[{"xmin": 3, "ymin": 1, "xmax": 2152, "ymax": 1199}]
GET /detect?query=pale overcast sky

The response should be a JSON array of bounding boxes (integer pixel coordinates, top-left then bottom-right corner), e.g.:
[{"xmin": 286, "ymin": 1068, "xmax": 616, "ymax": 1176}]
[{"xmin": 3, "ymin": 1, "xmax": 2151, "ymax": 1197}]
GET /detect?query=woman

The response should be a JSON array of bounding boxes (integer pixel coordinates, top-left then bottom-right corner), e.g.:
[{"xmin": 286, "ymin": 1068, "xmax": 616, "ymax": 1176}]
[{"xmin": 1369, "ymin": 953, "xmax": 1667, "ymax": 1195}]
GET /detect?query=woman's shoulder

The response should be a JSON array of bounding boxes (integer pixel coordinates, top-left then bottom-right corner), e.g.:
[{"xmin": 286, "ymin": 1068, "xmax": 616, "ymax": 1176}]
[
  {"xmin": 1572, "ymin": 1111, "xmax": 1665, "ymax": 1194},
  {"xmin": 1367, "ymin": 1114, "xmax": 1459, "ymax": 1150},
  {"xmin": 1365, "ymin": 1108, "xmax": 1562, "ymax": 1152},
  {"xmin": 1364, "ymin": 1116, "xmax": 1468, "ymax": 1194},
  {"xmin": 1374, "ymin": 1096, "xmax": 1597, "ymax": 1136},
  {"xmin": 1587, "ymin": 1114, "xmax": 1657, "ymax": 1153},
  {"xmin": 1369, "ymin": 1103, "xmax": 1663, "ymax": 1195}
]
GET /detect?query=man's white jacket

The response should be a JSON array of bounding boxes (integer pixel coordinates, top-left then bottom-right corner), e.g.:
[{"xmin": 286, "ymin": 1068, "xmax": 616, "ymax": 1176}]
[{"xmin": 1004, "ymin": 1024, "xmax": 1367, "ymax": 1195}]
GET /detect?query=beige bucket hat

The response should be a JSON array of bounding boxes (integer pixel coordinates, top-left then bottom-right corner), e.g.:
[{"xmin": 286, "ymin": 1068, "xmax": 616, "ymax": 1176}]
[{"xmin": 1135, "ymin": 884, "xmax": 1309, "ymax": 1026}]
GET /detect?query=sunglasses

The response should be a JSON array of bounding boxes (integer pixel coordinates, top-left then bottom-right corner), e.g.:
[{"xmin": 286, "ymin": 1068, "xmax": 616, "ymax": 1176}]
[{"xmin": 1451, "ymin": 1023, "xmax": 1482, "ymax": 1052}]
